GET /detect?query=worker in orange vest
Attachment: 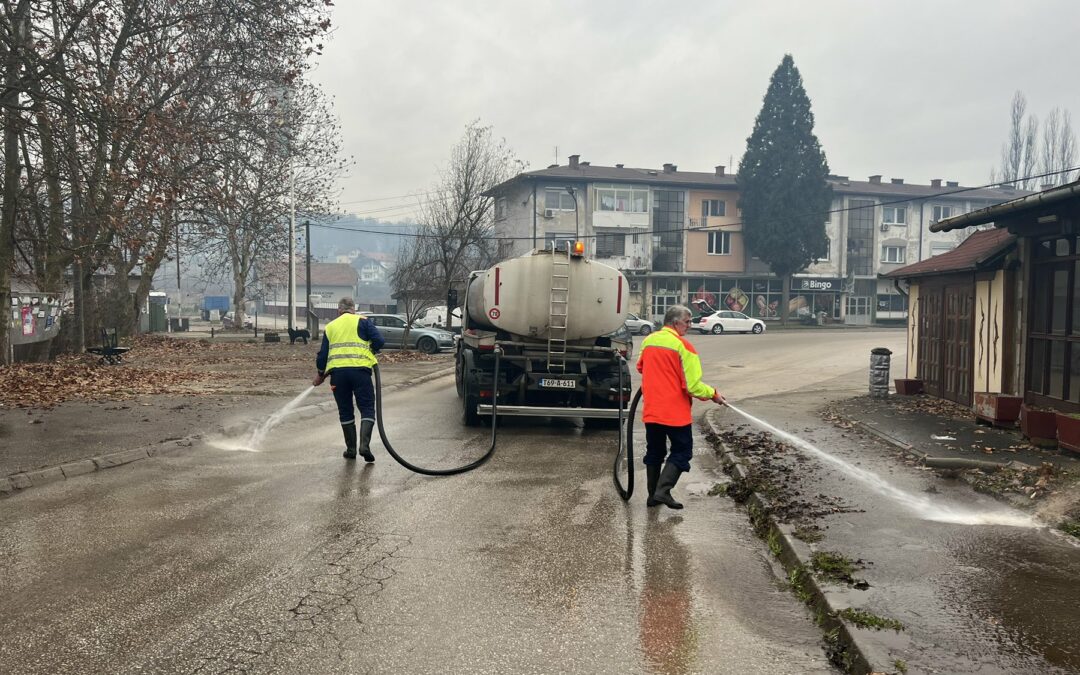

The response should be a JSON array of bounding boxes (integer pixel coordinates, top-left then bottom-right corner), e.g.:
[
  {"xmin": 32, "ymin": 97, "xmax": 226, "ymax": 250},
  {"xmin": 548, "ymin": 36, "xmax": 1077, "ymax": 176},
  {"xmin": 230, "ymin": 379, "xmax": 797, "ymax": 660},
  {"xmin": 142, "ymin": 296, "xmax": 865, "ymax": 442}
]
[{"xmin": 636, "ymin": 305, "xmax": 726, "ymax": 509}]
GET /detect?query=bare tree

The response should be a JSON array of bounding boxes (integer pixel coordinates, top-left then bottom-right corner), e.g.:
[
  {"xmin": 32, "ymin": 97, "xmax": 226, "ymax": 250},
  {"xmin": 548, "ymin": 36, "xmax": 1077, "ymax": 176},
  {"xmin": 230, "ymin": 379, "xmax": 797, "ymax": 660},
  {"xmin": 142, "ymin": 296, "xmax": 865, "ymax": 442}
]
[
  {"xmin": 1041, "ymin": 107, "xmax": 1078, "ymax": 187},
  {"xmin": 388, "ymin": 234, "xmax": 442, "ymax": 348},
  {"xmin": 392, "ymin": 121, "xmax": 523, "ymax": 334},
  {"xmin": 996, "ymin": 91, "xmax": 1039, "ymax": 190},
  {"xmin": 0, "ymin": 0, "xmax": 338, "ymax": 360},
  {"xmin": 194, "ymin": 80, "xmax": 347, "ymax": 330}
]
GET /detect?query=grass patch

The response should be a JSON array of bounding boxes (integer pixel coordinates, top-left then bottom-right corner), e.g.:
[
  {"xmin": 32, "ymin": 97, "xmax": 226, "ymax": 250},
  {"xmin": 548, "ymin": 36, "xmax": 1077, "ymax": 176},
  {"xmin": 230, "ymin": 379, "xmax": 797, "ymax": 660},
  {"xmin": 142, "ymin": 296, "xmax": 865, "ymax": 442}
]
[
  {"xmin": 1060, "ymin": 519, "xmax": 1080, "ymax": 539},
  {"xmin": 894, "ymin": 658, "xmax": 908, "ymax": 673},
  {"xmin": 835, "ymin": 608, "xmax": 905, "ymax": 632},
  {"xmin": 788, "ymin": 564, "xmax": 814, "ymax": 604},
  {"xmin": 747, "ymin": 502, "xmax": 772, "ymax": 539},
  {"xmin": 707, "ymin": 482, "xmax": 727, "ymax": 496},
  {"xmin": 767, "ymin": 529, "xmax": 783, "ymax": 558},
  {"xmin": 823, "ymin": 627, "xmax": 856, "ymax": 672},
  {"xmin": 811, "ymin": 551, "xmax": 857, "ymax": 584}
]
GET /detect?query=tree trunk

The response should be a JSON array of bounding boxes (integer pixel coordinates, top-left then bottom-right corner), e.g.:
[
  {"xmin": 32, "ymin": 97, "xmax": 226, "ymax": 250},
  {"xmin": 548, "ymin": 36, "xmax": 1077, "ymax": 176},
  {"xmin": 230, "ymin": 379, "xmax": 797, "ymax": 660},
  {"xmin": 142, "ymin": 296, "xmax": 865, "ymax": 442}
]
[
  {"xmin": 779, "ymin": 273, "xmax": 791, "ymax": 326},
  {"xmin": 0, "ymin": 8, "xmax": 24, "ymax": 365}
]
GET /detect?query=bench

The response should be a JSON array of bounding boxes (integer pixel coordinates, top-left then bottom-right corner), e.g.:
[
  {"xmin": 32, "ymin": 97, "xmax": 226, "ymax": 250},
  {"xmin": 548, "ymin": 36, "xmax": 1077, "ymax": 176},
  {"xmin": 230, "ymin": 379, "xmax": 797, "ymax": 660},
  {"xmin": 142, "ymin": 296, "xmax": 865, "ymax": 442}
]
[{"xmin": 86, "ymin": 328, "xmax": 131, "ymax": 365}]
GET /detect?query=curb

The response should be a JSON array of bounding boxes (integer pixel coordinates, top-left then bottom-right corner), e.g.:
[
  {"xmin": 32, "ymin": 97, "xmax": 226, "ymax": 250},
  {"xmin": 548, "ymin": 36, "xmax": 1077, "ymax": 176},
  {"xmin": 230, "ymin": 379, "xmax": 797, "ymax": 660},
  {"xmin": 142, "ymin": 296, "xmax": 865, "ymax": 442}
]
[
  {"xmin": 703, "ymin": 409, "xmax": 906, "ymax": 674},
  {"xmin": 1, "ymin": 365, "xmax": 457, "ymax": 499},
  {"xmin": 847, "ymin": 420, "xmax": 922, "ymax": 457}
]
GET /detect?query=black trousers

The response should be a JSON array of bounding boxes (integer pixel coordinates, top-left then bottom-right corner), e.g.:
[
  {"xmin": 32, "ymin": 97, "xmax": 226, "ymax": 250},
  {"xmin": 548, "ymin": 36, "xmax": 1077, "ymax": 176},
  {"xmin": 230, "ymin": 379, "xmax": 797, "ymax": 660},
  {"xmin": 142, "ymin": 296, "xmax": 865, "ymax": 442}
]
[
  {"xmin": 329, "ymin": 367, "xmax": 375, "ymax": 424},
  {"xmin": 643, "ymin": 423, "xmax": 693, "ymax": 472}
]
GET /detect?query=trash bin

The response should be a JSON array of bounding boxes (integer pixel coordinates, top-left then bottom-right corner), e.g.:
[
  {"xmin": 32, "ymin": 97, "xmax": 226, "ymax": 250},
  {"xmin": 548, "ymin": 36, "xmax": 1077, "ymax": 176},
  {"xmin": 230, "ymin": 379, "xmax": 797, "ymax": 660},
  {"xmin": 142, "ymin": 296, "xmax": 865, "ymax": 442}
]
[{"xmin": 869, "ymin": 347, "xmax": 892, "ymax": 398}]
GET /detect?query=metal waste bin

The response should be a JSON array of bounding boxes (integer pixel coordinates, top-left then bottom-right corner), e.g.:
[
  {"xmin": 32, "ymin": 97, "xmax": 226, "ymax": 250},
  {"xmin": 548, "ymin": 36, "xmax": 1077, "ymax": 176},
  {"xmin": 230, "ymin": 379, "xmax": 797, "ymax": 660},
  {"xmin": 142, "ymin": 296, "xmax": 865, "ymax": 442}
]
[{"xmin": 869, "ymin": 347, "xmax": 892, "ymax": 398}]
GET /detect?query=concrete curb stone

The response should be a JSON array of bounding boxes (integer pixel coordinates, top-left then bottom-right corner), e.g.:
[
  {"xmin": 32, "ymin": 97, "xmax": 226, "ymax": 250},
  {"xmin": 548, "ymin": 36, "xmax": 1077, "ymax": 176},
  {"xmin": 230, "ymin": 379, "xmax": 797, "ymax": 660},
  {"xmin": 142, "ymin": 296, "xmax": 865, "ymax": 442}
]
[
  {"xmin": 92, "ymin": 447, "xmax": 150, "ymax": 469},
  {"xmin": 1, "ymin": 364, "xmax": 458, "ymax": 500},
  {"xmin": 24, "ymin": 466, "xmax": 66, "ymax": 487},
  {"xmin": 704, "ymin": 408, "xmax": 902, "ymax": 675},
  {"xmin": 60, "ymin": 460, "xmax": 98, "ymax": 478},
  {"xmin": 849, "ymin": 420, "xmax": 920, "ymax": 456}
]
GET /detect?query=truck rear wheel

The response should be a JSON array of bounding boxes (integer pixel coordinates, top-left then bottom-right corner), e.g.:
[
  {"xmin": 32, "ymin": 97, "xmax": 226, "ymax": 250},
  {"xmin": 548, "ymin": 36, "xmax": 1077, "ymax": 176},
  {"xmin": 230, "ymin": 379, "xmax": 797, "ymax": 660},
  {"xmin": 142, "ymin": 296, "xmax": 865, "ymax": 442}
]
[
  {"xmin": 460, "ymin": 351, "xmax": 481, "ymax": 426},
  {"xmin": 454, "ymin": 346, "xmax": 467, "ymax": 398},
  {"xmin": 462, "ymin": 393, "xmax": 481, "ymax": 427}
]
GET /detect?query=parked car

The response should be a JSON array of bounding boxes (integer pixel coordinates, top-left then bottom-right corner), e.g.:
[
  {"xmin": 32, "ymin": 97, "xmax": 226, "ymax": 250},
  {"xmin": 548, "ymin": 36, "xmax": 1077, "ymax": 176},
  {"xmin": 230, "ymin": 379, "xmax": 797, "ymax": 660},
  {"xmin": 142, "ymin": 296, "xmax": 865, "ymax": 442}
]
[
  {"xmin": 366, "ymin": 314, "xmax": 455, "ymax": 353},
  {"xmin": 624, "ymin": 312, "xmax": 656, "ymax": 335},
  {"xmin": 694, "ymin": 310, "xmax": 766, "ymax": 335}
]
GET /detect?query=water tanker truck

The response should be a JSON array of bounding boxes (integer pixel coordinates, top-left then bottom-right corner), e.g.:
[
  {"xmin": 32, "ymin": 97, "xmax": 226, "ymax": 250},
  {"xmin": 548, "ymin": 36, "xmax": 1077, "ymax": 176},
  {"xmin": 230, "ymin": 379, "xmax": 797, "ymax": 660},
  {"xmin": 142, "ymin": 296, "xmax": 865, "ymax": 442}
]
[{"xmin": 455, "ymin": 245, "xmax": 633, "ymax": 426}]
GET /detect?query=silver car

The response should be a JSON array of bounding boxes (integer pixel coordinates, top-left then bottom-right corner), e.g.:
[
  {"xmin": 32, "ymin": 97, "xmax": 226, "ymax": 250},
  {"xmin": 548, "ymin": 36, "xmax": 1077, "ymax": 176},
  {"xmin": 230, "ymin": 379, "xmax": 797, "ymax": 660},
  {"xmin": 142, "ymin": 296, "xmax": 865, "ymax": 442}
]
[
  {"xmin": 624, "ymin": 312, "xmax": 656, "ymax": 335},
  {"xmin": 366, "ymin": 314, "xmax": 455, "ymax": 354}
]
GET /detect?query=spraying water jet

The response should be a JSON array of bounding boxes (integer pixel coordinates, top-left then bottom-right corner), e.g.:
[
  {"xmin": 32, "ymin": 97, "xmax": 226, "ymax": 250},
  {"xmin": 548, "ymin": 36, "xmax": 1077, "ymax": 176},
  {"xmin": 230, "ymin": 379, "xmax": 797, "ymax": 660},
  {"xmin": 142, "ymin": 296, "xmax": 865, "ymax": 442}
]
[
  {"xmin": 210, "ymin": 386, "xmax": 317, "ymax": 452},
  {"xmin": 724, "ymin": 403, "xmax": 1040, "ymax": 529}
]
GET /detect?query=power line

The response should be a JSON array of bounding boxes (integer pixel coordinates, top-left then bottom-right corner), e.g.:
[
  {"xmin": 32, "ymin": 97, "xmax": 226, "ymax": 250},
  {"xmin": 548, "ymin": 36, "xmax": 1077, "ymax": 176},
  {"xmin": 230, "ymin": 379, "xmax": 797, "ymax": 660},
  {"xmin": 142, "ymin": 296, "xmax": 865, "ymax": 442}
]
[{"xmin": 336, "ymin": 189, "xmax": 445, "ymax": 206}]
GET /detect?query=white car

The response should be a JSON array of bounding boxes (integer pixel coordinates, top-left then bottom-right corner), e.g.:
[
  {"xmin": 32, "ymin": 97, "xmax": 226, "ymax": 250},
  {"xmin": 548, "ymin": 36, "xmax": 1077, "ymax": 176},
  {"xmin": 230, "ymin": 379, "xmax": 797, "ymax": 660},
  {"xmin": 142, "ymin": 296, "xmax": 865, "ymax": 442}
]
[
  {"xmin": 624, "ymin": 312, "xmax": 656, "ymax": 335},
  {"xmin": 694, "ymin": 310, "xmax": 766, "ymax": 335}
]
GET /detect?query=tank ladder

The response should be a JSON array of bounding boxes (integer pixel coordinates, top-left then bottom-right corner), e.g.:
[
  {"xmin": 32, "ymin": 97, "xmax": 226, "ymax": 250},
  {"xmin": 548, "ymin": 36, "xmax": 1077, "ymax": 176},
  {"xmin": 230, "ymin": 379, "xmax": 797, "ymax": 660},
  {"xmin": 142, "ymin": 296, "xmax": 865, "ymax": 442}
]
[{"xmin": 547, "ymin": 243, "xmax": 571, "ymax": 371}]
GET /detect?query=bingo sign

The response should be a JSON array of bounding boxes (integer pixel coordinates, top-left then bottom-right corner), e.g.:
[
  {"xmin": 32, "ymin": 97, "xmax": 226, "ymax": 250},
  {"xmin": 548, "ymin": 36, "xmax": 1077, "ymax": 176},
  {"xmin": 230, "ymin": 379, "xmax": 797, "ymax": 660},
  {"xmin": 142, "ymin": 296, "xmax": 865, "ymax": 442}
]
[{"xmin": 488, "ymin": 308, "xmax": 501, "ymax": 320}]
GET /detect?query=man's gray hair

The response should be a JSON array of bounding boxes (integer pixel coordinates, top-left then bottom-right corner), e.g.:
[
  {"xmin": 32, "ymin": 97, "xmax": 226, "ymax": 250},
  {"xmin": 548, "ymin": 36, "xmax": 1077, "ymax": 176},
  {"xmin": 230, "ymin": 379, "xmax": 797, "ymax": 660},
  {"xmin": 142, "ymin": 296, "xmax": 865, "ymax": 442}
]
[
  {"xmin": 338, "ymin": 297, "xmax": 356, "ymax": 311},
  {"xmin": 664, "ymin": 305, "xmax": 692, "ymax": 326}
]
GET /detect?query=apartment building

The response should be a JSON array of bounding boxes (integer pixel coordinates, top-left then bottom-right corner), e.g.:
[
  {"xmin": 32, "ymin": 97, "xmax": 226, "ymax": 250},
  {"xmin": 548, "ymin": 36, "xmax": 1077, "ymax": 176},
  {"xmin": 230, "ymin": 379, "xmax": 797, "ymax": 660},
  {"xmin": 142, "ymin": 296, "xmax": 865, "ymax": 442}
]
[{"xmin": 486, "ymin": 156, "xmax": 1026, "ymax": 324}]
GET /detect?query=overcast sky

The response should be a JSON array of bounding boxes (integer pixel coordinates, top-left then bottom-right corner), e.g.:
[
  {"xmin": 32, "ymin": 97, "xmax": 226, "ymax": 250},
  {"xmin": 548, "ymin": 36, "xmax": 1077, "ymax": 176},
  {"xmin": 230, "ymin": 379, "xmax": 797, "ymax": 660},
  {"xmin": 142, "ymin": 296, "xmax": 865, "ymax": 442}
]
[{"xmin": 308, "ymin": 0, "xmax": 1080, "ymax": 223}]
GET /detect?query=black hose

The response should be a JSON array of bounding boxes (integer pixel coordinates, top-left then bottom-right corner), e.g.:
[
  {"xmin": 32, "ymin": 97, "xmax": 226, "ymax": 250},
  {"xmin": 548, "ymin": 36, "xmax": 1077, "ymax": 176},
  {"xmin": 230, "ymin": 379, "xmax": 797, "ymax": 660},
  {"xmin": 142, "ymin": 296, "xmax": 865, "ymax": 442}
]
[
  {"xmin": 371, "ymin": 348, "xmax": 500, "ymax": 476},
  {"xmin": 612, "ymin": 353, "xmax": 642, "ymax": 501}
]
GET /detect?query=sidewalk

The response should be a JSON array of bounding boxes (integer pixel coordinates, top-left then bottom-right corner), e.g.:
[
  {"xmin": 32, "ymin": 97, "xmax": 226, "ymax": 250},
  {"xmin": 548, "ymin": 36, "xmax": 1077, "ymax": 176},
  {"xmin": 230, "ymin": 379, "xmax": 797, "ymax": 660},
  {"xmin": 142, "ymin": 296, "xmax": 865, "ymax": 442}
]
[
  {"xmin": 0, "ymin": 355, "xmax": 455, "ymax": 497},
  {"xmin": 826, "ymin": 393, "xmax": 1080, "ymax": 509},
  {"xmin": 704, "ymin": 389, "xmax": 1080, "ymax": 674}
]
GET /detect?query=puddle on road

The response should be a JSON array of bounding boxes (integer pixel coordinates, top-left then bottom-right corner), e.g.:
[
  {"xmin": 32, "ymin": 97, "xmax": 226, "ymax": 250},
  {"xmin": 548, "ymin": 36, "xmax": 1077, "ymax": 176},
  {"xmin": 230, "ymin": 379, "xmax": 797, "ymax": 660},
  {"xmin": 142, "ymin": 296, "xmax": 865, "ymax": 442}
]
[
  {"xmin": 726, "ymin": 403, "xmax": 1039, "ymax": 528},
  {"xmin": 937, "ymin": 527, "xmax": 1080, "ymax": 671}
]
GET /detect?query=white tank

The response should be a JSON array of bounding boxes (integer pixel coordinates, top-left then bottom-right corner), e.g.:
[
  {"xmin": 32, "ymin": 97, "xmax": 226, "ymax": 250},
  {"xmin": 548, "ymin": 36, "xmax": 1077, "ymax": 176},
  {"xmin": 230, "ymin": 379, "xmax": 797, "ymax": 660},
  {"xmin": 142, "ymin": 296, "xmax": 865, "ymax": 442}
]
[{"xmin": 466, "ymin": 251, "xmax": 628, "ymax": 340}]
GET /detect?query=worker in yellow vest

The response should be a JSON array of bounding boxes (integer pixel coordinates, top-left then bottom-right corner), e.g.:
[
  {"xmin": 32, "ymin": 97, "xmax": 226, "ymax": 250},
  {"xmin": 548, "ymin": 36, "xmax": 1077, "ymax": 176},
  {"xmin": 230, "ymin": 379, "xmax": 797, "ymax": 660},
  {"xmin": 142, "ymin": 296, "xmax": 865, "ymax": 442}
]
[{"xmin": 313, "ymin": 297, "xmax": 386, "ymax": 460}]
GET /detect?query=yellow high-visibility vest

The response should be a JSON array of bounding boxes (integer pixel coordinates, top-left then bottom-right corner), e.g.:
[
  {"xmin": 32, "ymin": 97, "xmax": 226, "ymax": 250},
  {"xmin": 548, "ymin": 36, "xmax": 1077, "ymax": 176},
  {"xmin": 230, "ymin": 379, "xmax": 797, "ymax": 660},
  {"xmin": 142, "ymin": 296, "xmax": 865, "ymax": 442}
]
[{"xmin": 324, "ymin": 313, "xmax": 376, "ymax": 370}]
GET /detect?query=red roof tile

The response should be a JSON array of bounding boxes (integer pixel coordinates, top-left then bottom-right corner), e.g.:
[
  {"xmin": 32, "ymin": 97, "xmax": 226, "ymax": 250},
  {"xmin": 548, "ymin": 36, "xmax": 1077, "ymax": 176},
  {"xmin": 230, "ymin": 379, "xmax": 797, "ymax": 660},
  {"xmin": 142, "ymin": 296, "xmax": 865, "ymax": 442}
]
[{"xmin": 885, "ymin": 228, "xmax": 1015, "ymax": 278}]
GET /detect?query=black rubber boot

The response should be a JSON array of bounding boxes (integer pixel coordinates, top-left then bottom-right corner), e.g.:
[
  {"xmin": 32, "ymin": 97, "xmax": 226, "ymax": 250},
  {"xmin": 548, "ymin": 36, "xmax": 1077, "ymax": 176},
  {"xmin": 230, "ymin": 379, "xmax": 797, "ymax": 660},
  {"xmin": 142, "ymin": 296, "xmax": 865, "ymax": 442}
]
[
  {"xmin": 646, "ymin": 464, "xmax": 661, "ymax": 506},
  {"xmin": 342, "ymin": 423, "xmax": 357, "ymax": 460},
  {"xmin": 648, "ymin": 463, "xmax": 684, "ymax": 509},
  {"xmin": 358, "ymin": 419, "xmax": 376, "ymax": 463}
]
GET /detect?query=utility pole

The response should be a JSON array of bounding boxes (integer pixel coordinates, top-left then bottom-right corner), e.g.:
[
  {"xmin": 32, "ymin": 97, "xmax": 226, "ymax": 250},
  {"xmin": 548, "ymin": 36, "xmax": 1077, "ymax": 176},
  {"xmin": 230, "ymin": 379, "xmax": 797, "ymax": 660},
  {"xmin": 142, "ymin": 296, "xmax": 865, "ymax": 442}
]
[
  {"xmin": 304, "ymin": 220, "xmax": 312, "ymax": 335},
  {"xmin": 288, "ymin": 160, "xmax": 296, "ymax": 331},
  {"xmin": 175, "ymin": 222, "xmax": 182, "ymax": 329}
]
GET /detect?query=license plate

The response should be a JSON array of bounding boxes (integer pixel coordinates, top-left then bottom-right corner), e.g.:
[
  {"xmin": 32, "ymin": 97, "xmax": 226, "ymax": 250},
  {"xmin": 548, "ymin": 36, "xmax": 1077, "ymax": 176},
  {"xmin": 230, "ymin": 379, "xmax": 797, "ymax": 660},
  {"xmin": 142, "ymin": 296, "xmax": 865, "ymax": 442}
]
[{"xmin": 539, "ymin": 378, "xmax": 576, "ymax": 389}]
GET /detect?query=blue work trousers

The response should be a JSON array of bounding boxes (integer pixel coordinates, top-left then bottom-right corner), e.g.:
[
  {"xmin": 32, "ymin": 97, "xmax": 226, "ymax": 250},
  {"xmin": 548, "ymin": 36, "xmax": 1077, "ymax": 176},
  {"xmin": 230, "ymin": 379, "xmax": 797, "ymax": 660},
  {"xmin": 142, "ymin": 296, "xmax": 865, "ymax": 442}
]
[
  {"xmin": 643, "ymin": 423, "xmax": 694, "ymax": 472},
  {"xmin": 329, "ymin": 367, "xmax": 375, "ymax": 424}
]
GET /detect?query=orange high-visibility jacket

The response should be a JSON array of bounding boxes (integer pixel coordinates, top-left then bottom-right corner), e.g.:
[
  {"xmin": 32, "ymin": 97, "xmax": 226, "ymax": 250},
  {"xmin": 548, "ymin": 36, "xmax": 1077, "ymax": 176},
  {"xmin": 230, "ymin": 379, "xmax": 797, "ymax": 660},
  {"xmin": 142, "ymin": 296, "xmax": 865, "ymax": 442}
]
[{"xmin": 636, "ymin": 326, "xmax": 716, "ymax": 426}]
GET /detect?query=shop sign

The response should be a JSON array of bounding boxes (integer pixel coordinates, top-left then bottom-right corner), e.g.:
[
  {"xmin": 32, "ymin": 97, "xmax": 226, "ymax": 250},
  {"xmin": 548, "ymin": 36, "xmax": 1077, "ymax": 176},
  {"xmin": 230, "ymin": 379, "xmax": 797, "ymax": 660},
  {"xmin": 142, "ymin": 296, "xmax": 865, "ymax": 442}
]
[{"xmin": 795, "ymin": 277, "xmax": 843, "ymax": 292}]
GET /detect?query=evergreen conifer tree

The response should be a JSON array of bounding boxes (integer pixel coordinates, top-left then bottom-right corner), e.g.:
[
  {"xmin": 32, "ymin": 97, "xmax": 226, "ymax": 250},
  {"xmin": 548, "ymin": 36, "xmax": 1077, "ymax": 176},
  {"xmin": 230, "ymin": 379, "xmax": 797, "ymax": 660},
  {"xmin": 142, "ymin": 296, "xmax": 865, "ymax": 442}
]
[{"xmin": 738, "ymin": 54, "xmax": 832, "ymax": 323}]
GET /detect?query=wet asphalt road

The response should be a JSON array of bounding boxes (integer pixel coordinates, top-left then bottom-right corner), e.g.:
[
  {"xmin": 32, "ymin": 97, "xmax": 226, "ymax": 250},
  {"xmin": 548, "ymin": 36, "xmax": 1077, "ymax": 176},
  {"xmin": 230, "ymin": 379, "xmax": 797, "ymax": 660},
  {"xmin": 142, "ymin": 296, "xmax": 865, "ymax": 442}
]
[{"xmin": 0, "ymin": 329, "xmax": 906, "ymax": 674}]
